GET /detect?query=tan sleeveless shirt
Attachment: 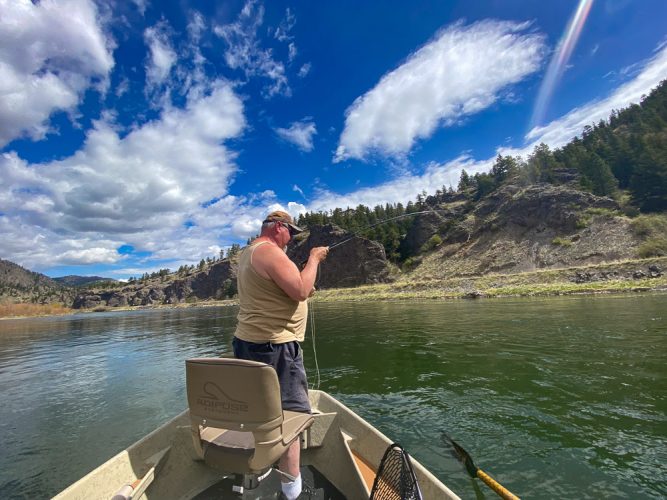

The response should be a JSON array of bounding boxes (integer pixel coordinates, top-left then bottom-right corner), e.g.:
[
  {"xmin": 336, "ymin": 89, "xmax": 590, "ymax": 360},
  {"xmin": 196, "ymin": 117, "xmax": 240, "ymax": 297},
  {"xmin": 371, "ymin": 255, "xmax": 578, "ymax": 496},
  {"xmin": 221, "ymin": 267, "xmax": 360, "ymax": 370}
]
[{"xmin": 234, "ymin": 241, "xmax": 308, "ymax": 343}]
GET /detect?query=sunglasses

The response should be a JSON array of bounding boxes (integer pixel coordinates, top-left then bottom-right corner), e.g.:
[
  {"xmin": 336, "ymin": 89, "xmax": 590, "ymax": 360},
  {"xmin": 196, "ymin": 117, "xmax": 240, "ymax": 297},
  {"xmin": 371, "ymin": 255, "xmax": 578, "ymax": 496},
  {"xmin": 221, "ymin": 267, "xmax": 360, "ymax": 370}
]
[{"xmin": 279, "ymin": 221, "xmax": 298, "ymax": 237}]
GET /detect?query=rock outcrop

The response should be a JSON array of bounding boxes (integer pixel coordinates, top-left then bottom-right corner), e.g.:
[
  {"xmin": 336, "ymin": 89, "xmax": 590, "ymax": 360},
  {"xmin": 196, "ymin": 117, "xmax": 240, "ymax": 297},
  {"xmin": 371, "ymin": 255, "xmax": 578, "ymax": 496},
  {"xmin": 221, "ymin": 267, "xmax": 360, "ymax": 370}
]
[
  {"xmin": 288, "ymin": 224, "xmax": 391, "ymax": 288},
  {"xmin": 412, "ymin": 184, "xmax": 642, "ymax": 278},
  {"xmin": 72, "ymin": 258, "xmax": 238, "ymax": 309}
]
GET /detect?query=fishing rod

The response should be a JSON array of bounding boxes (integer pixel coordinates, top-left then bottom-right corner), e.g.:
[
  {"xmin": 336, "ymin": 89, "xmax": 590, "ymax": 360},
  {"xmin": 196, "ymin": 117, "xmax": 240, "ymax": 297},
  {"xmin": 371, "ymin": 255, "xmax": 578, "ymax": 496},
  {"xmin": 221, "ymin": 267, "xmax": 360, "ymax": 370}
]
[
  {"xmin": 327, "ymin": 209, "xmax": 442, "ymax": 250},
  {"xmin": 299, "ymin": 208, "xmax": 443, "ymax": 268}
]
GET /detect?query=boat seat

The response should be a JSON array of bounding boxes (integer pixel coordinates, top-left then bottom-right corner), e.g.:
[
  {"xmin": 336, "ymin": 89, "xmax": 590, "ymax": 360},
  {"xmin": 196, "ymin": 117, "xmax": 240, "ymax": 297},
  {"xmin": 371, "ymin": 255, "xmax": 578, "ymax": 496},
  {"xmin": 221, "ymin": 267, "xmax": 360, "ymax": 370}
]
[{"xmin": 185, "ymin": 358, "xmax": 314, "ymax": 475}]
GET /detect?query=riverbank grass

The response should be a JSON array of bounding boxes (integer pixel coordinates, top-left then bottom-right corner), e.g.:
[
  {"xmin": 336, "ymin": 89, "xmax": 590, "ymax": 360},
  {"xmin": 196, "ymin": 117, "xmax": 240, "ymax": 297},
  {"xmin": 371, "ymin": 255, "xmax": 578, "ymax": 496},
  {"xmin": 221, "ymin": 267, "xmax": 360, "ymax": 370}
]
[{"xmin": 0, "ymin": 302, "xmax": 73, "ymax": 319}]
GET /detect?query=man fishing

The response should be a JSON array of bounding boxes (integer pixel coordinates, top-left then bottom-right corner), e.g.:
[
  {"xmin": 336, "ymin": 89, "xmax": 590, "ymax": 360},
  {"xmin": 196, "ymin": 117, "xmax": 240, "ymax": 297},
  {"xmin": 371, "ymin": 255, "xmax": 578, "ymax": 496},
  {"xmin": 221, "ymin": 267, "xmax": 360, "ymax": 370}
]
[{"xmin": 232, "ymin": 210, "xmax": 328, "ymax": 500}]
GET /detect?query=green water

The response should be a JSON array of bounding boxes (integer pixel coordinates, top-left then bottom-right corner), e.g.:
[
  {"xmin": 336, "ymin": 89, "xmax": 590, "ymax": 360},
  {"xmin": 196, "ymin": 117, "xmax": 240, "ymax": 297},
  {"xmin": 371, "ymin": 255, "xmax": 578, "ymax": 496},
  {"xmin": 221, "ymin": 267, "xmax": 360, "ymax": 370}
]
[{"xmin": 0, "ymin": 294, "xmax": 665, "ymax": 498}]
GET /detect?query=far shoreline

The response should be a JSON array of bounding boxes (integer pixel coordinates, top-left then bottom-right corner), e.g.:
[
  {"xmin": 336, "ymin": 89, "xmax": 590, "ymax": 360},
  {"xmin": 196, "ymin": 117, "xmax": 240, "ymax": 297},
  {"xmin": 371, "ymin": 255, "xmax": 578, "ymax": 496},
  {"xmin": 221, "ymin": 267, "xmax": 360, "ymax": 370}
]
[{"xmin": 2, "ymin": 275, "xmax": 666, "ymax": 321}]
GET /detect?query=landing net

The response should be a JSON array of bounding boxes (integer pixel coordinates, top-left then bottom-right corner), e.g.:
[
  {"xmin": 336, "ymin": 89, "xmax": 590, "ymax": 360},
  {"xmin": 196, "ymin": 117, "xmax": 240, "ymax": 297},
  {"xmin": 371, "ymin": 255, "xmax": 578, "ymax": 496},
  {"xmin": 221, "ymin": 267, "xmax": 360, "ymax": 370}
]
[{"xmin": 370, "ymin": 443, "xmax": 423, "ymax": 500}]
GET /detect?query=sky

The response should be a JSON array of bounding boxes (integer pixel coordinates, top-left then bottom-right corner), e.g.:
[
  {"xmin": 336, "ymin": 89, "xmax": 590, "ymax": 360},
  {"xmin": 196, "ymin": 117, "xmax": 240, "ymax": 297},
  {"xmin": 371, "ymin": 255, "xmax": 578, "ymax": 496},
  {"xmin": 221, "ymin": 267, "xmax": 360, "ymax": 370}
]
[{"xmin": 1, "ymin": 0, "xmax": 666, "ymax": 279}]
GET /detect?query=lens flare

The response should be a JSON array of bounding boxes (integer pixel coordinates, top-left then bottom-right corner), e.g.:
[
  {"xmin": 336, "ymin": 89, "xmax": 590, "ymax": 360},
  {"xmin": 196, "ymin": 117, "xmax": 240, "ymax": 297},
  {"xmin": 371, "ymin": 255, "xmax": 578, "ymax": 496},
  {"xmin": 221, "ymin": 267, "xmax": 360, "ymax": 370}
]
[{"xmin": 529, "ymin": 0, "xmax": 595, "ymax": 130}]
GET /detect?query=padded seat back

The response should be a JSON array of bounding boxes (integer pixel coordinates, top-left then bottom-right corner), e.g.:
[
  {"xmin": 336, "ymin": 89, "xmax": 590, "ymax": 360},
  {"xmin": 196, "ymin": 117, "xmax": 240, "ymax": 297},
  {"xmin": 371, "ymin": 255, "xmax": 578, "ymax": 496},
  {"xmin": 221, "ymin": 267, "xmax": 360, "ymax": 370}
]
[{"xmin": 186, "ymin": 358, "xmax": 282, "ymax": 431}]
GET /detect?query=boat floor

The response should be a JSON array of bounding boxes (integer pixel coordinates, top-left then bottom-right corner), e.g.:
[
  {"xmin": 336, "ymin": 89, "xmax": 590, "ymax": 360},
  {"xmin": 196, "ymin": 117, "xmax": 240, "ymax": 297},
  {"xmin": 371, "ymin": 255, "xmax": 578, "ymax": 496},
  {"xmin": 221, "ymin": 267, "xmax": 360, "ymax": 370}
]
[{"xmin": 193, "ymin": 465, "xmax": 346, "ymax": 500}]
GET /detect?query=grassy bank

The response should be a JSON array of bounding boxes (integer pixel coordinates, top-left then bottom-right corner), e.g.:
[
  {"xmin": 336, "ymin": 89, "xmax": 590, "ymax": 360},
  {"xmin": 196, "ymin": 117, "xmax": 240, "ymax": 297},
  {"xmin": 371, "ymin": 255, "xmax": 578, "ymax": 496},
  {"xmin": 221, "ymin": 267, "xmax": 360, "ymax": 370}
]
[
  {"xmin": 0, "ymin": 302, "xmax": 73, "ymax": 319},
  {"xmin": 313, "ymin": 257, "xmax": 667, "ymax": 302}
]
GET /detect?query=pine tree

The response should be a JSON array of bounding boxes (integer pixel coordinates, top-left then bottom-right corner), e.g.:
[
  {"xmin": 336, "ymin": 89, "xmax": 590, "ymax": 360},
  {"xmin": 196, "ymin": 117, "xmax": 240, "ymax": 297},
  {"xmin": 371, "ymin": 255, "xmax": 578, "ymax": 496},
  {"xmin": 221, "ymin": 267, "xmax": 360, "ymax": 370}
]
[{"xmin": 579, "ymin": 152, "xmax": 618, "ymax": 197}]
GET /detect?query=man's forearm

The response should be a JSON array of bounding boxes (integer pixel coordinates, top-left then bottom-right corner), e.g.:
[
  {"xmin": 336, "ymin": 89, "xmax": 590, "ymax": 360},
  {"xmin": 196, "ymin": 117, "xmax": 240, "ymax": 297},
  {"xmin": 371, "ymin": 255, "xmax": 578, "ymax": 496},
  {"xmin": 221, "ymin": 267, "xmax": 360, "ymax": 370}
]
[{"xmin": 299, "ymin": 258, "xmax": 320, "ymax": 297}]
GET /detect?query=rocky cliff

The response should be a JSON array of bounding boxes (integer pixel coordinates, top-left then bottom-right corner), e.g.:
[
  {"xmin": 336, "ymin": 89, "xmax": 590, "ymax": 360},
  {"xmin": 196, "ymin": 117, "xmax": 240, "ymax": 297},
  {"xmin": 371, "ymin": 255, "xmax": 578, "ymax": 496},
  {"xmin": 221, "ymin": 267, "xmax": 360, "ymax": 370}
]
[
  {"xmin": 287, "ymin": 224, "xmax": 391, "ymax": 288},
  {"xmin": 72, "ymin": 259, "xmax": 239, "ymax": 309},
  {"xmin": 407, "ymin": 183, "xmax": 642, "ymax": 279}
]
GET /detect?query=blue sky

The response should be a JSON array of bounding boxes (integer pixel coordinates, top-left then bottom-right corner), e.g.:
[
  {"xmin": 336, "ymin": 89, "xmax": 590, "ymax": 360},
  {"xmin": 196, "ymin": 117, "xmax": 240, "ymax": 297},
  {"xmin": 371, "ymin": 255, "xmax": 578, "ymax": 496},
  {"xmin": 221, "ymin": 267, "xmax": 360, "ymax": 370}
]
[{"xmin": 1, "ymin": 0, "xmax": 666, "ymax": 279}]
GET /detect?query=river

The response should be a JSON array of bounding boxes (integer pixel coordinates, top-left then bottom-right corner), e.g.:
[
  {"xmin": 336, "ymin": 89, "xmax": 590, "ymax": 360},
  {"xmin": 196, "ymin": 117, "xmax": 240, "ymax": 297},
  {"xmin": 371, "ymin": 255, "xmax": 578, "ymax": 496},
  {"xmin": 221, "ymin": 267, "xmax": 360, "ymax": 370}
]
[{"xmin": 0, "ymin": 294, "xmax": 665, "ymax": 499}]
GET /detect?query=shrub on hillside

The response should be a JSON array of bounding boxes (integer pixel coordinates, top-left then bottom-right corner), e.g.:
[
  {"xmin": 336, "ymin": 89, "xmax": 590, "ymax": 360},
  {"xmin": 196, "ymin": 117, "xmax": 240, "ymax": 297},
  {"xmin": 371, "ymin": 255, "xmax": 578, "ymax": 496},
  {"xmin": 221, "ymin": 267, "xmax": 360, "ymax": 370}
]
[{"xmin": 421, "ymin": 234, "xmax": 443, "ymax": 252}]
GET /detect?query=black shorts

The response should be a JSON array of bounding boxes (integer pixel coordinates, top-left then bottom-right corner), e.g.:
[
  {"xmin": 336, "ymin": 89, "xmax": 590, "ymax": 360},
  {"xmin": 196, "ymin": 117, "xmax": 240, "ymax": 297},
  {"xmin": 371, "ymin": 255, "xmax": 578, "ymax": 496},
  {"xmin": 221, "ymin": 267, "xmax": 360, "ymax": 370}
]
[{"xmin": 232, "ymin": 337, "xmax": 311, "ymax": 413}]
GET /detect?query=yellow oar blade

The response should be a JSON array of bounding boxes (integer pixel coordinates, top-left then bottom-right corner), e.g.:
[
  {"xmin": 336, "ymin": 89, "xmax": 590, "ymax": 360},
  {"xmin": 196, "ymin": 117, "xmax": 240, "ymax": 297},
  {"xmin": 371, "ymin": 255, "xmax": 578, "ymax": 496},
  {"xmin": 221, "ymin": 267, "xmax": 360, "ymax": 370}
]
[{"xmin": 442, "ymin": 433, "xmax": 520, "ymax": 500}]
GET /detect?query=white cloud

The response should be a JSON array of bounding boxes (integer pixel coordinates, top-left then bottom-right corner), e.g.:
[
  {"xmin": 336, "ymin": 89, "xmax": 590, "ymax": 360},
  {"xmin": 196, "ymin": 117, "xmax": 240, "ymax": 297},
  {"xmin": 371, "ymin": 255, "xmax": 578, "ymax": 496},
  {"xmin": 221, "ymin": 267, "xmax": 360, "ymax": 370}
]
[
  {"xmin": 334, "ymin": 20, "xmax": 546, "ymax": 162},
  {"xmin": 274, "ymin": 7, "xmax": 296, "ymax": 42},
  {"xmin": 213, "ymin": 0, "xmax": 290, "ymax": 98},
  {"xmin": 144, "ymin": 20, "xmax": 177, "ymax": 88},
  {"xmin": 0, "ymin": 81, "xmax": 246, "ymax": 269},
  {"xmin": 0, "ymin": 0, "xmax": 114, "ymax": 147},
  {"xmin": 293, "ymin": 185, "xmax": 305, "ymax": 198},
  {"xmin": 133, "ymin": 0, "xmax": 148, "ymax": 16},
  {"xmin": 59, "ymin": 247, "xmax": 120, "ymax": 265},
  {"xmin": 298, "ymin": 63, "xmax": 311, "ymax": 78},
  {"xmin": 169, "ymin": 11, "xmax": 209, "ymax": 98},
  {"xmin": 288, "ymin": 43, "xmax": 298, "ymax": 63},
  {"xmin": 187, "ymin": 11, "xmax": 206, "ymax": 42},
  {"xmin": 275, "ymin": 119, "xmax": 317, "ymax": 152},
  {"xmin": 115, "ymin": 76, "xmax": 130, "ymax": 97}
]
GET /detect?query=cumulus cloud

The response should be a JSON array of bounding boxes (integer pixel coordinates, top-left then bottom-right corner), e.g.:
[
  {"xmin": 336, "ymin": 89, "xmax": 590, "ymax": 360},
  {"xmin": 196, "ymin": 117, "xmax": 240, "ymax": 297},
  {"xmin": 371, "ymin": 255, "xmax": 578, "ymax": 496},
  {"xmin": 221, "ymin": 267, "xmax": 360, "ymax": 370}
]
[
  {"xmin": 169, "ymin": 194, "xmax": 307, "ymax": 259},
  {"xmin": 334, "ymin": 20, "xmax": 546, "ymax": 162},
  {"xmin": 0, "ymin": 81, "xmax": 246, "ymax": 269},
  {"xmin": 275, "ymin": 119, "xmax": 317, "ymax": 152},
  {"xmin": 144, "ymin": 20, "xmax": 177, "ymax": 88},
  {"xmin": 0, "ymin": 0, "xmax": 114, "ymax": 147},
  {"xmin": 213, "ymin": 0, "xmax": 290, "ymax": 98}
]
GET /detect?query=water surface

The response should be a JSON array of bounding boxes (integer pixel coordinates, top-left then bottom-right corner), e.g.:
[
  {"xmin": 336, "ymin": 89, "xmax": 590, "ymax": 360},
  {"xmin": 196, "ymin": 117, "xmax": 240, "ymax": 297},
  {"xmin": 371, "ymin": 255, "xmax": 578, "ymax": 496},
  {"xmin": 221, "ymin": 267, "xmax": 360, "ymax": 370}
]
[{"xmin": 0, "ymin": 295, "xmax": 665, "ymax": 499}]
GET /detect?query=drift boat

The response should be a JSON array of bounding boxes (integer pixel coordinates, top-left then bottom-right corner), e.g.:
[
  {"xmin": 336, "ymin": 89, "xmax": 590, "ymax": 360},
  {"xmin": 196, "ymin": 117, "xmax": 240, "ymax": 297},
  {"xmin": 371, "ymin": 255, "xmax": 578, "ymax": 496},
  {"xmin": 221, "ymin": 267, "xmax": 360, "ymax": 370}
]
[{"xmin": 55, "ymin": 358, "xmax": 460, "ymax": 499}]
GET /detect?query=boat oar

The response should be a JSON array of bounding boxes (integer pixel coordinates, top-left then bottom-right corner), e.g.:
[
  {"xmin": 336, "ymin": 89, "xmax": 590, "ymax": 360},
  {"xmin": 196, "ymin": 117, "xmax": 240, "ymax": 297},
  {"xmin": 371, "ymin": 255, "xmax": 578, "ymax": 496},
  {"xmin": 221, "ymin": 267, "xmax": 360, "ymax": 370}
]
[
  {"xmin": 111, "ymin": 446, "xmax": 170, "ymax": 500},
  {"xmin": 442, "ymin": 434, "xmax": 520, "ymax": 500}
]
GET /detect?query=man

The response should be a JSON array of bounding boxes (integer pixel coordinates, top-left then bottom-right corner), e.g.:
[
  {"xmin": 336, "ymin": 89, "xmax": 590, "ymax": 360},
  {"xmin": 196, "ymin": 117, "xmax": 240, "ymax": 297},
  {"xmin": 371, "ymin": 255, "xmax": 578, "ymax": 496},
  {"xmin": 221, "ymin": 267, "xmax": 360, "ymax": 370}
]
[{"xmin": 232, "ymin": 210, "xmax": 328, "ymax": 500}]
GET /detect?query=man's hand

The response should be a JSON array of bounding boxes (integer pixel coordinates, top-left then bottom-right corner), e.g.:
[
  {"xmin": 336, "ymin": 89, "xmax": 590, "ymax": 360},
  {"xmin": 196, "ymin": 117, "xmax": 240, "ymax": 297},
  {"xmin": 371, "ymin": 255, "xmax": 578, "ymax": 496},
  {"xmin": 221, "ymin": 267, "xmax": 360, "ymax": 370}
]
[{"xmin": 309, "ymin": 246, "xmax": 329, "ymax": 264}]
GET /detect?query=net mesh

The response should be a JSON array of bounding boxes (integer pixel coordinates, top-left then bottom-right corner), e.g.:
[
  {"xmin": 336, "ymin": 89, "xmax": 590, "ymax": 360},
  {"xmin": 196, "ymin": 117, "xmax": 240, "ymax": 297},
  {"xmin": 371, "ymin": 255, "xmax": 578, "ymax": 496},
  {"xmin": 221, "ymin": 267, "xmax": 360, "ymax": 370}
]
[{"xmin": 370, "ymin": 443, "xmax": 423, "ymax": 500}]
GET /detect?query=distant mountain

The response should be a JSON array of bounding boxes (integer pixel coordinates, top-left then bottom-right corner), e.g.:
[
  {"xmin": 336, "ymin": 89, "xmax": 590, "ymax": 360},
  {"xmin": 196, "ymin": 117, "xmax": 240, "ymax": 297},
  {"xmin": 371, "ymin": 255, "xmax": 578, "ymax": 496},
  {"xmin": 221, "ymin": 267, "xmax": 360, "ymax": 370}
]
[{"xmin": 53, "ymin": 275, "xmax": 117, "ymax": 287}]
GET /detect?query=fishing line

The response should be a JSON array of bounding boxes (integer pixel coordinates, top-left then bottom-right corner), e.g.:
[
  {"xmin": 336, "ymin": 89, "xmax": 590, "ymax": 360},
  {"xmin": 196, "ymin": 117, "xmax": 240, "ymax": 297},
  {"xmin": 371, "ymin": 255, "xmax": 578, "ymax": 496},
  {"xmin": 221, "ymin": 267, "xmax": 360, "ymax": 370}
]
[{"xmin": 308, "ymin": 298, "xmax": 321, "ymax": 390}]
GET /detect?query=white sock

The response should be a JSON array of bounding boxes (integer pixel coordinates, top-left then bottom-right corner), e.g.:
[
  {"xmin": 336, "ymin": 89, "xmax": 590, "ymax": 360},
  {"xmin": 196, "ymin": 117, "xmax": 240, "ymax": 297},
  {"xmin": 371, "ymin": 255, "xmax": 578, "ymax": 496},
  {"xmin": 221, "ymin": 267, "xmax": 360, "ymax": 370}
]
[{"xmin": 281, "ymin": 473, "xmax": 302, "ymax": 500}]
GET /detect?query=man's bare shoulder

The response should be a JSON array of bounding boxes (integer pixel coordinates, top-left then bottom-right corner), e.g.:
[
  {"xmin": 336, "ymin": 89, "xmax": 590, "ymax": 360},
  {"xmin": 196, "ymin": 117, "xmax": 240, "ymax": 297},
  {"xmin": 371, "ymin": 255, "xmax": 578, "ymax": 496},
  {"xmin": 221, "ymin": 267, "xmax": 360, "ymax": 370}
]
[{"xmin": 252, "ymin": 241, "xmax": 291, "ymax": 275}]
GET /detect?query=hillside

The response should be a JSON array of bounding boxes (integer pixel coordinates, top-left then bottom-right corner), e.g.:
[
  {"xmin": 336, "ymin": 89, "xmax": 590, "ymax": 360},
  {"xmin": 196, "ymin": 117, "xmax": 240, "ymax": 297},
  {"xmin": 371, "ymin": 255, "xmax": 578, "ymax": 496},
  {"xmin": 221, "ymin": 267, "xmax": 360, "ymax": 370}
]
[
  {"xmin": 0, "ymin": 259, "xmax": 74, "ymax": 305},
  {"xmin": 404, "ymin": 184, "xmax": 641, "ymax": 277}
]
